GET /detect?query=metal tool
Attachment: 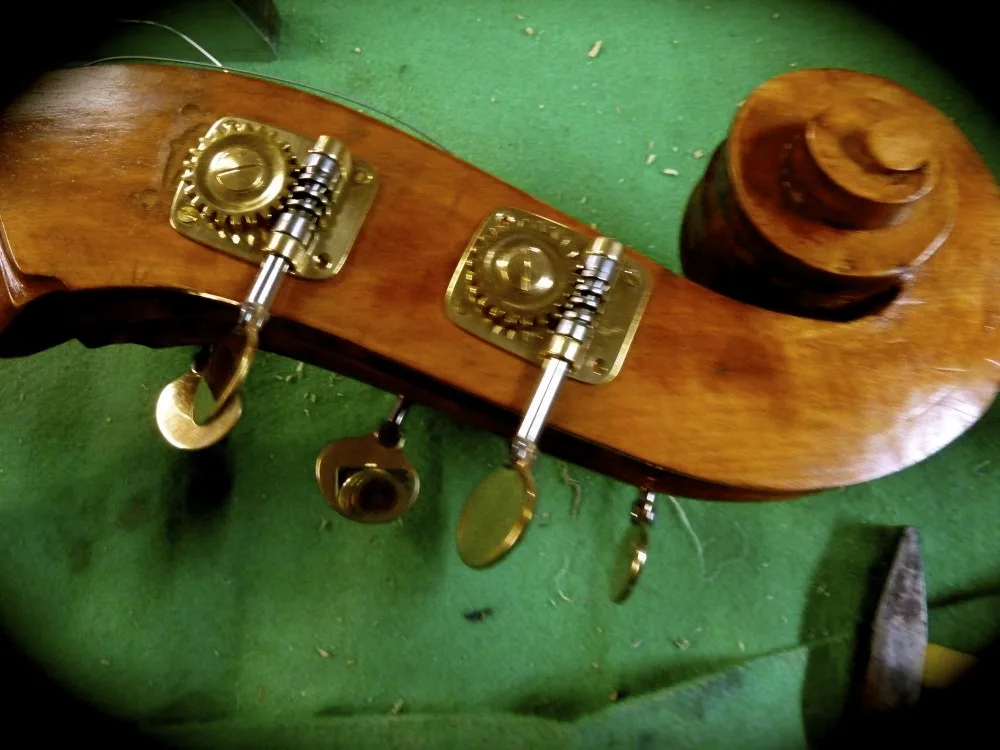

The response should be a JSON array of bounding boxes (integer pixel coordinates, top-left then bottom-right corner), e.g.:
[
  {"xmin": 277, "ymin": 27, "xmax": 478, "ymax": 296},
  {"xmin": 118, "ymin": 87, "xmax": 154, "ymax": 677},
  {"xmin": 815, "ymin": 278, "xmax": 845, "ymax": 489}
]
[
  {"xmin": 862, "ymin": 526, "xmax": 928, "ymax": 713},
  {"xmin": 316, "ymin": 397, "xmax": 419, "ymax": 523},
  {"xmin": 861, "ymin": 525, "xmax": 980, "ymax": 712}
]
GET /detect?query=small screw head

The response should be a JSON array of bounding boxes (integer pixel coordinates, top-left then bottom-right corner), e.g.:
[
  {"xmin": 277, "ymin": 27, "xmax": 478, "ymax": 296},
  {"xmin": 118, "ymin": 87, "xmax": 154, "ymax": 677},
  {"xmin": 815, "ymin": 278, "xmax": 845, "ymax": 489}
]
[
  {"xmin": 176, "ymin": 205, "xmax": 201, "ymax": 224},
  {"xmin": 590, "ymin": 357, "xmax": 610, "ymax": 377},
  {"xmin": 353, "ymin": 169, "xmax": 373, "ymax": 184}
]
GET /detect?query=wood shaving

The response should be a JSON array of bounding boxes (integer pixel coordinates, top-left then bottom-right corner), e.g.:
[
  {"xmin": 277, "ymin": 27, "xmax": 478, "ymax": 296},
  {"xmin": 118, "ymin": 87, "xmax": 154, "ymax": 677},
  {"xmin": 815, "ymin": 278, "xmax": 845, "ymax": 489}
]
[
  {"xmin": 738, "ymin": 640, "xmax": 747, "ymax": 652},
  {"xmin": 516, "ymin": 13, "xmax": 525, "ymax": 20},
  {"xmin": 580, "ymin": 196, "xmax": 588, "ymax": 203},
  {"xmin": 319, "ymin": 518, "xmax": 331, "ymax": 531},
  {"xmin": 554, "ymin": 556, "xmax": 574, "ymax": 603},
  {"xmin": 353, "ymin": 47, "xmax": 362, "ymax": 53},
  {"xmin": 525, "ymin": 27, "xmax": 535, "ymax": 36},
  {"xmin": 346, "ymin": 659, "xmax": 356, "ymax": 666},
  {"xmin": 538, "ymin": 104, "xmax": 545, "ymax": 109},
  {"xmin": 692, "ymin": 150, "xmax": 705, "ymax": 159},
  {"xmin": 560, "ymin": 463, "xmax": 582, "ymax": 519},
  {"xmin": 631, "ymin": 639, "xmax": 643, "ymax": 649},
  {"xmin": 662, "ymin": 168, "xmax": 679, "ymax": 177},
  {"xmin": 789, "ymin": 62, "xmax": 798, "ymax": 68},
  {"xmin": 490, "ymin": 96, "xmax": 497, "ymax": 103},
  {"xmin": 390, "ymin": 698, "xmax": 404, "ymax": 715},
  {"xmin": 317, "ymin": 648, "xmax": 331, "ymax": 658},
  {"xmin": 674, "ymin": 638, "xmax": 689, "ymax": 651},
  {"xmin": 645, "ymin": 153, "xmax": 657, "ymax": 165},
  {"xmin": 588, "ymin": 40, "xmax": 603, "ymax": 58}
]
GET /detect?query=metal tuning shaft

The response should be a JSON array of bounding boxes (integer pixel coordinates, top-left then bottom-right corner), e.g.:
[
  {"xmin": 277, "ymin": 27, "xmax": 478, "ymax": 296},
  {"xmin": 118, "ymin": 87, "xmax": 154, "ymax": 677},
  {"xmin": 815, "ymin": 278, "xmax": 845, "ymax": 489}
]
[
  {"xmin": 456, "ymin": 237, "xmax": 625, "ymax": 568},
  {"xmin": 316, "ymin": 397, "xmax": 419, "ymax": 523},
  {"xmin": 610, "ymin": 489, "xmax": 655, "ymax": 603},
  {"xmin": 157, "ymin": 132, "xmax": 353, "ymax": 450}
]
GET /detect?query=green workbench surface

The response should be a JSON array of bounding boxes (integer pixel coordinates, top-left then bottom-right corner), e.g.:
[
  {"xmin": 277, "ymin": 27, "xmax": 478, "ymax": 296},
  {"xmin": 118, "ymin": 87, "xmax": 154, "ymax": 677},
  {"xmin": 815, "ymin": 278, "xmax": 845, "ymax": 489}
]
[{"xmin": 2, "ymin": 1, "xmax": 998, "ymax": 748}]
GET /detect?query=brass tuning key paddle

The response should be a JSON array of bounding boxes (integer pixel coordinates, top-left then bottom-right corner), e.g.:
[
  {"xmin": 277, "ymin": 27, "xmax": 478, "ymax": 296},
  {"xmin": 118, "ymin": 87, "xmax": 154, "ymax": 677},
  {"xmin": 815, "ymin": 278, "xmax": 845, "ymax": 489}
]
[
  {"xmin": 610, "ymin": 490, "xmax": 656, "ymax": 603},
  {"xmin": 456, "ymin": 235, "xmax": 632, "ymax": 568},
  {"xmin": 155, "ymin": 118, "xmax": 377, "ymax": 449},
  {"xmin": 316, "ymin": 397, "xmax": 419, "ymax": 523}
]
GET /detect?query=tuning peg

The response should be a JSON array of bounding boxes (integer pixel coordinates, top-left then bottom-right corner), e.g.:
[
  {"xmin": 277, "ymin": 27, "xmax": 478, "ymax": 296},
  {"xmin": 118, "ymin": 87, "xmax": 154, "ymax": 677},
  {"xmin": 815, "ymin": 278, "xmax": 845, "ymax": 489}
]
[
  {"xmin": 315, "ymin": 397, "xmax": 419, "ymax": 523},
  {"xmin": 456, "ymin": 237, "xmax": 625, "ymax": 568},
  {"xmin": 156, "ymin": 133, "xmax": 349, "ymax": 449},
  {"xmin": 610, "ymin": 489, "xmax": 655, "ymax": 603}
]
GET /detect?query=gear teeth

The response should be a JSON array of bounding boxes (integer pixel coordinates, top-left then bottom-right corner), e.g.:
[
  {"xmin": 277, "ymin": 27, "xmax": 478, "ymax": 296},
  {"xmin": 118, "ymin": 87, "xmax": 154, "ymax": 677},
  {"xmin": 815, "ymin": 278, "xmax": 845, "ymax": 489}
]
[
  {"xmin": 466, "ymin": 244, "xmax": 568, "ymax": 335},
  {"xmin": 181, "ymin": 120, "xmax": 296, "ymax": 233}
]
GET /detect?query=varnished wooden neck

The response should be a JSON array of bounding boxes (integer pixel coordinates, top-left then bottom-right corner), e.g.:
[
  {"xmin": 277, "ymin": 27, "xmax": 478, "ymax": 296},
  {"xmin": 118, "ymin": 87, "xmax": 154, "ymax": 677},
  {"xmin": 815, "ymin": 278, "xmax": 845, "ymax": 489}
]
[{"xmin": 1, "ymin": 64, "xmax": 998, "ymax": 499}]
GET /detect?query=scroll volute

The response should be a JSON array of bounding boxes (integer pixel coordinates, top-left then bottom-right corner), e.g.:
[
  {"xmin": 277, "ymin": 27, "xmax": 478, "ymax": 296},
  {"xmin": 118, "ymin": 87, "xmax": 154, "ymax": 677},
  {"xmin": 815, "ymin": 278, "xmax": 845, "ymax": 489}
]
[{"xmin": 681, "ymin": 70, "xmax": 958, "ymax": 321}]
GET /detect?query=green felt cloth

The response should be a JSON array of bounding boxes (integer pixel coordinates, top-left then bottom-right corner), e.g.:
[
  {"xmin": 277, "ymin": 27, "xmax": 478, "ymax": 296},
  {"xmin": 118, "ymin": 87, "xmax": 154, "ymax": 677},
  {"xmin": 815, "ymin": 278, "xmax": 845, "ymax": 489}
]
[{"xmin": 2, "ymin": 1, "xmax": 999, "ymax": 747}]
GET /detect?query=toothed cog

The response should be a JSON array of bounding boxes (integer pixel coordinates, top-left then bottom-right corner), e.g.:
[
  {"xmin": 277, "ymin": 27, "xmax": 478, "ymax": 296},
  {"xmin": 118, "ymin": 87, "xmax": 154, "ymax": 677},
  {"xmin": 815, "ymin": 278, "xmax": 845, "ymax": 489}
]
[
  {"xmin": 181, "ymin": 120, "xmax": 296, "ymax": 232},
  {"xmin": 466, "ymin": 226, "xmax": 571, "ymax": 333}
]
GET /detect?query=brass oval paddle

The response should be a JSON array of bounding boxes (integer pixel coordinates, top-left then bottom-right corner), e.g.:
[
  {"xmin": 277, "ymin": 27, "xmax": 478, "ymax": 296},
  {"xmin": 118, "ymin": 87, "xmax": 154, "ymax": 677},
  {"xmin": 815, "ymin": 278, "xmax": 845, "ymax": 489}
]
[
  {"xmin": 456, "ymin": 460, "xmax": 537, "ymax": 568},
  {"xmin": 316, "ymin": 397, "xmax": 419, "ymax": 523}
]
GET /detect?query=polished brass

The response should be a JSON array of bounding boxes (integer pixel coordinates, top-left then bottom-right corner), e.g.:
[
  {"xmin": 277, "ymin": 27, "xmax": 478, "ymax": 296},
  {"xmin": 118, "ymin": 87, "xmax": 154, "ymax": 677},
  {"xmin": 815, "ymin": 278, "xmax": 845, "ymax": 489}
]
[
  {"xmin": 445, "ymin": 207, "xmax": 652, "ymax": 384},
  {"xmin": 155, "ymin": 326, "xmax": 257, "ymax": 450},
  {"xmin": 316, "ymin": 398, "xmax": 419, "ymax": 523},
  {"xmin": 610, "ymin": 489, "xmax": 656, "ymax": 603},
  {"xmin": 455, "ymin": 460, "xmax": 536, "ymax": 568},
  {"xmin": 183, "ymin": 119, "xmax": 294, "ymax": 231},
  {"xmin": 610, "ymin": 524, "xmax": 649, "ymax": 603},
  {"xmin": 170, "ymin": 117, "xmax": 378, "ymax": 280}
]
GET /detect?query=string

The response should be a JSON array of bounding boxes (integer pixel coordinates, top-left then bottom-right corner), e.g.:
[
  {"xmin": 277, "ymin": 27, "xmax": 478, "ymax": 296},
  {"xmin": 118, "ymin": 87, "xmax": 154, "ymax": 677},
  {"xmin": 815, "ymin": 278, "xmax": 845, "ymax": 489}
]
[
  {"xmin": 85, "ymin": 21, "xmax": 447, "ymax": 150},
  {"xmin": 117, "ymin": 19, "xmax": 224, "ymax": 68}
]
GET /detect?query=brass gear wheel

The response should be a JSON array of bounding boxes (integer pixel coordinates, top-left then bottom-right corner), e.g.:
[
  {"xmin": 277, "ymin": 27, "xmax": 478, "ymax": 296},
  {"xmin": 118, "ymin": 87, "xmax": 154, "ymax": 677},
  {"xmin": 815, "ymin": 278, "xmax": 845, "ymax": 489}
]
[
  {"xmin": 466, "ymin": 224, "xmax": 571, "ymax": 333},
  {"xmin": 181, "ymin": 120, "xmax": 296, "ymax": 232}
]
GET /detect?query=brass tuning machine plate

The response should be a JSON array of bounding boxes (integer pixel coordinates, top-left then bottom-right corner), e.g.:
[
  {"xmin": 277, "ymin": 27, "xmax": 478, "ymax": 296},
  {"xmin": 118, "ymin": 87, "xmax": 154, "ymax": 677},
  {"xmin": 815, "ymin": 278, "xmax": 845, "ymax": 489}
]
[
  {"xmin": 170, "ymin": 116, "xmax": 378, "ymax": 279},
  {"xmin": 444, "ymin": 207, "xmax": 651, "ymax": 384},
  {"xmin": 157, "ymin": 117, "xmax": 377, "ymax": 450},
  {"xmin": 316, "ymin": 398, "xmax": 419, "ymax": 524},
  {"xmin": 448, "ymin": 210, "xmax": 652, "ymax": 569}
]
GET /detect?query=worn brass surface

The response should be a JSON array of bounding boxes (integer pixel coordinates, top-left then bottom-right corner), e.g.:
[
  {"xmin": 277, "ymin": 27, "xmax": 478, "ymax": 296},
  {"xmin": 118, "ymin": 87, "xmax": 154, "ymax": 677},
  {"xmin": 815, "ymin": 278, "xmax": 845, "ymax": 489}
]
[
  {"xmin": 445, "ymin": 208, "xmax": 651, "ymax": 384},
  {"xmin": 316, "ymin": 433, "xmax": 419, "ymax": 523},
  {"xmin": 154, "ymin": 326, "xmax": 257, "ymax": 450}
]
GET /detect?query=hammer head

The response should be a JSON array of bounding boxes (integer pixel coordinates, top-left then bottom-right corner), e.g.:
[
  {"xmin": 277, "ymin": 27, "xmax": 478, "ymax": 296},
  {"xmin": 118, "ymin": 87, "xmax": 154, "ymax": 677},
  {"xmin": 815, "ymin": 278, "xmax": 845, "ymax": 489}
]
[{"xmin": 861, "ymin": 526, "xmax": 928, "ymax": 713}]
